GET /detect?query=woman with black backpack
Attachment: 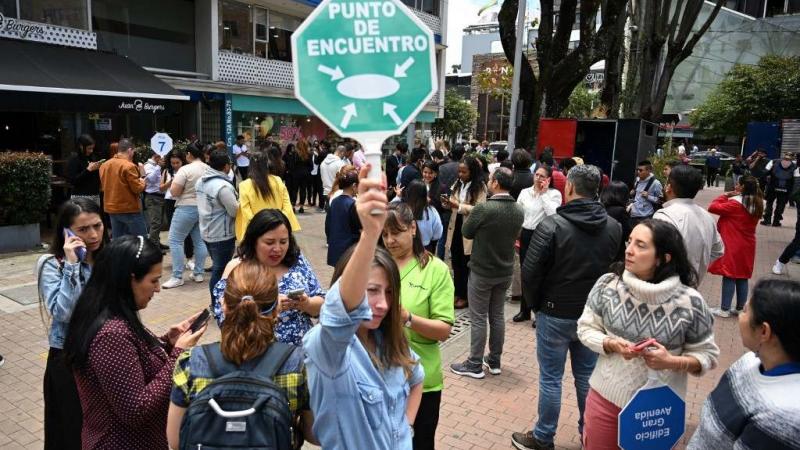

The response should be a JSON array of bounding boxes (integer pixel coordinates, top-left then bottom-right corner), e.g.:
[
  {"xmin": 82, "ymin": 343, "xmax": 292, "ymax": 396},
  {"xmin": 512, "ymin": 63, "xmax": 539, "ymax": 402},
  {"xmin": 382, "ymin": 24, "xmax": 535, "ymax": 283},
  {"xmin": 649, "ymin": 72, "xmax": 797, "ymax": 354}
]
[{"xmin": 167, "ymin": 261, "xmax": 317, "ymax": 450}]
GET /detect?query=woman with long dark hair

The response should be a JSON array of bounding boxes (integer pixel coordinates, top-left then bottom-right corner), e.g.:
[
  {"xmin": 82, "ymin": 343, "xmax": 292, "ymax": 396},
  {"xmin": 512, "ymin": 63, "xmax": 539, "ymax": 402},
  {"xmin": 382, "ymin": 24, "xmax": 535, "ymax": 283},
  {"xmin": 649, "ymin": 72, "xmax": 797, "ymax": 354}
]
[
  {"xmin": 236, "ymin": 149, "xmax": 300, "ymax": 241},
  {"xmin": 708, "ymin": 175, "xmax": 764, "ymax": 318},
  {"xmin": 577, "ymin": 219, "xmax": 719, "ymax": 449},
  {"xmin": 66, "ymin": 134, "xmax": 101, "ymax": 203},
  {"xmin": 689, "ymin": 279, "xmax": 800, "ymax": 448},
  {"xmin": 215, "ymin": 209, "xmax": 324, "ymax": 346},
  {"xmin": 303, "ymin": 166, "xmax": 423, "ymax": 448},
  {"xmin": 37, "ymin": 198, "xmax": 108, "ymax": 450},
  {"xmin": 395, "ymin": 179, "xmax": 443, "ymax": 253},
  {"xmin": 382, "ymin": 203, "xmax": 454, "ymax": 449},
  {"xmin": 513, "ymin": 164, "xmax": 562, "ymax": 324},
  {"xmin": 600, "ymin": 180, "xmax": 632, "ymax": 262},
  {"xmin": 443, "ymin": 155, "xmax": 487, "ymax": 309},
  {"xmin": 63, "ymin": 236, "xmax": 206, "ymax": 449},
  {"xmin": 167, "ymin": 261, "xmax": 318, "ymax": 449}
]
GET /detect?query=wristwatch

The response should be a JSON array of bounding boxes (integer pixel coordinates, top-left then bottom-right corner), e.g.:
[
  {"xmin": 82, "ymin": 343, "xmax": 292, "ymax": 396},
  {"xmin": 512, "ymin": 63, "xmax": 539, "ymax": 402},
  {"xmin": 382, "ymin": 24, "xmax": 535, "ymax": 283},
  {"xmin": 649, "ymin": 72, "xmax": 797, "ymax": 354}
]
[{"xmin": 404, "ymin": 313, "xmax": 413, "ymax": 328}]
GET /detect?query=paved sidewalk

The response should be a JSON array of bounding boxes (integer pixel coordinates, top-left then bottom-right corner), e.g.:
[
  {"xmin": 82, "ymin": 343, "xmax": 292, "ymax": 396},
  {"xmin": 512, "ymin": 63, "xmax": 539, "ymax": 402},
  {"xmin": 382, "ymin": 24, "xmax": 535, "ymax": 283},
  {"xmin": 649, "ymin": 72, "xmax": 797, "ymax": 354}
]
[{"xmin": 0, "ymin": 186, "xmax": 797, "ymax": 449}]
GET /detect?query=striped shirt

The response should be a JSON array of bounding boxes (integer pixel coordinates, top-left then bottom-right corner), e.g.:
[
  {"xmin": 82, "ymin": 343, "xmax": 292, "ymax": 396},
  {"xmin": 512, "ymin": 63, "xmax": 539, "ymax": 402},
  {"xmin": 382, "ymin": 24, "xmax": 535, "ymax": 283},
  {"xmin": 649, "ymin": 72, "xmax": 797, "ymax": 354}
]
[{"xmin": 688, "ymin": 352, "xmax": 800, "ymax": 449}]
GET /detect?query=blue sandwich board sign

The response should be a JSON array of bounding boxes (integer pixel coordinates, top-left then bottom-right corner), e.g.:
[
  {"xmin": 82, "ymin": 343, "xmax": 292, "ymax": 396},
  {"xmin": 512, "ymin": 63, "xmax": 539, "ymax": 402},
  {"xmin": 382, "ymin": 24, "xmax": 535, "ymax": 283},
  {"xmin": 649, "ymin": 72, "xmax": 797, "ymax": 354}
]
[{"xmin": 618, "ymin": 384, "xmax": 685, "ymax": 450}]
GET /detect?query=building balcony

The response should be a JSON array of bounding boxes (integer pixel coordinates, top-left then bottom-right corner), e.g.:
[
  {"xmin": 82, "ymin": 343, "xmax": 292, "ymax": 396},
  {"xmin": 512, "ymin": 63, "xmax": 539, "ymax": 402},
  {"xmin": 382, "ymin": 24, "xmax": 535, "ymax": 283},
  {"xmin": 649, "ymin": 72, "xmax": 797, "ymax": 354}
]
[{"xmin": 414, "ymin": 9, "xmax": 441, "ymax": 35}]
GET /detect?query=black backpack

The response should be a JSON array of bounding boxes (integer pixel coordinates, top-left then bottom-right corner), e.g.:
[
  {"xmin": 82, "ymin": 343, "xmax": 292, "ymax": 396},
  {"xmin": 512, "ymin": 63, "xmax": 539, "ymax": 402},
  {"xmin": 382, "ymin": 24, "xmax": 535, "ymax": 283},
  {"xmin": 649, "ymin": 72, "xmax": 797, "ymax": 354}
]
[{"xmin": 179, "ymin": 342, "xmax": 296, "ymax": 450}]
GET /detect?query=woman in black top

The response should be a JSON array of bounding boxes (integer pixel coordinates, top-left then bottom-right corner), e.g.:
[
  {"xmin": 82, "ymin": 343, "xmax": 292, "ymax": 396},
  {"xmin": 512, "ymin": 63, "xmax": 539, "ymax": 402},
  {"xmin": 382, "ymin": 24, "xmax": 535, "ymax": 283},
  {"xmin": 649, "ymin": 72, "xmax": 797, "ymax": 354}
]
[
  {"xmin": 600, "ymin": 180, "xmax": 632, "ymax": 262},
  {"xmin": 65, "ymin": 135, "xmax": 101, "ymax": 202}
]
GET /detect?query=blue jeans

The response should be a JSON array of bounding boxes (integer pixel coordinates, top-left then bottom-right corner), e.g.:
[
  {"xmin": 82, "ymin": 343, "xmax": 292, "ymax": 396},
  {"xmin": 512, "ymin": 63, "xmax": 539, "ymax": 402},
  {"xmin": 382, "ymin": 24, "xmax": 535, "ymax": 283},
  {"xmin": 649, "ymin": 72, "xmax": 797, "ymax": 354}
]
[
  {"xmin": 168, "ymin": 206, "xmax": 207, "ymax": 279},
  {"xmin": 721, "ymin": 277, "xmax": 748, "ymax": 311},
  {"xmin": 109, "ymin": 212, "xmax": 147, "ymax": 239},
  {"xmin": 205, "ymin": 238, "xmax": 235, "ymax": 306},
  {"xmin": 534, "ymin": 313, "xmax": 598, "ymax": 444}
]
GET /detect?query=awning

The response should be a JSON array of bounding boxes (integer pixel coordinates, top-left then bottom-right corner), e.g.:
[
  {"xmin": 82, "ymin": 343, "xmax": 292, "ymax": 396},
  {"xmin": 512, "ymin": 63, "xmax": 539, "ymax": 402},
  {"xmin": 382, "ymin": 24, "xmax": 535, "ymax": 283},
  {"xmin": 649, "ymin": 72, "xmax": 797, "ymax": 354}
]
[{"xmin": 0, "ymin": 39, "xmax": 188, "ymax": 100}]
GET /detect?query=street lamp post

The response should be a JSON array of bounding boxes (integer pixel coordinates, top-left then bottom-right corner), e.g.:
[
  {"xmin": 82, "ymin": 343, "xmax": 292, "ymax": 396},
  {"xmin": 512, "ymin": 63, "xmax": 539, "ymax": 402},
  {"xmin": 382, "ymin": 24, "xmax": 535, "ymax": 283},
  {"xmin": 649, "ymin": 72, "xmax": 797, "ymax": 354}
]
[{"xmin": 506, "ymin": 0, "xmax": 527, "ymax": 153}]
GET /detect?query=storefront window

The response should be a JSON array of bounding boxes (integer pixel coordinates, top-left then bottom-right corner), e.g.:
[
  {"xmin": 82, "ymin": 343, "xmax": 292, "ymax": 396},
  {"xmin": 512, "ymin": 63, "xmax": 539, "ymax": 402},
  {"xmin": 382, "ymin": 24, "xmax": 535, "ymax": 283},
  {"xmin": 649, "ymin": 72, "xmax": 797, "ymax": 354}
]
[
  {"xmin": 20, "ymin": 0, "xmax": 88, "ymax": 29},
  {"xmin": 93, "ymin": 0, "xmax": 196, "ymax": 72},
  {"xmin": 268, "ymin": 11, "xmax": 300, "ymax": 62},
  {"xmin": 220, "ymin": 0, "xmax": 253, "ymax": 55},
  {"xmin": 0, "ymin": 0, "xmax": 16, "ymax": 17},
  {"xmin": 399, "ymin": 0, "xmax": 440, "ymax": 16}
]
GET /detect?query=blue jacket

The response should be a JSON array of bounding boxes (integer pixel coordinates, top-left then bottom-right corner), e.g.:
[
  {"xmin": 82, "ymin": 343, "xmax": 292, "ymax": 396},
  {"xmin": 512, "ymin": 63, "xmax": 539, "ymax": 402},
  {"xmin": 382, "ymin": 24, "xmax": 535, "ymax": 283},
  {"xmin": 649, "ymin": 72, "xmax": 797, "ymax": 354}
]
[
  {"xmin": 37, "ymin": 255, "xmax": 92, "ymax": 349},
  {"xmin": 303, "ymin": 281, "xmax": 424, "ymax": 449},
  {"xmin": 325, "ymin": 195, "xmax": 361, "ymax": 266}
]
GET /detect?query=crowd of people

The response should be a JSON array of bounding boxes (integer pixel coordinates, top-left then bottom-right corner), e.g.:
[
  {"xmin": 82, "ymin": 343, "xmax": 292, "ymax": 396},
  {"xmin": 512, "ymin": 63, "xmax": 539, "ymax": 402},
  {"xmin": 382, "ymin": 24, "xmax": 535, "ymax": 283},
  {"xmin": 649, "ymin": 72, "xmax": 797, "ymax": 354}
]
[{"xmin": 18, "ymin": 132, "xmax": 800, "ymax": 450}]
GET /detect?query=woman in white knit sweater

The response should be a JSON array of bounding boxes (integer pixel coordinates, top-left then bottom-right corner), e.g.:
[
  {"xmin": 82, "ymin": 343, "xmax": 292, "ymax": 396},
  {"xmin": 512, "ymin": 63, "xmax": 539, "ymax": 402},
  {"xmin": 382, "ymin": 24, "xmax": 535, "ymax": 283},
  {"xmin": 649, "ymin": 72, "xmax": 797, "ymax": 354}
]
[{"xmin": 577, "ymin": 219, "xmax": 720, "ymax": 450}]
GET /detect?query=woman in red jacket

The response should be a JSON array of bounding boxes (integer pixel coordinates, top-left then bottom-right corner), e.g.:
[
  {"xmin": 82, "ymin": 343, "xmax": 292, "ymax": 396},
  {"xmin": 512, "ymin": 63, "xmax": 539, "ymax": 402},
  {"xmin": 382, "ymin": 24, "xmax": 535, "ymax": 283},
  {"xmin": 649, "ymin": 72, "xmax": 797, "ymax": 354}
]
[{"xmin": 707, "ymin": 176, "xmax": 764, "ymax": 318}]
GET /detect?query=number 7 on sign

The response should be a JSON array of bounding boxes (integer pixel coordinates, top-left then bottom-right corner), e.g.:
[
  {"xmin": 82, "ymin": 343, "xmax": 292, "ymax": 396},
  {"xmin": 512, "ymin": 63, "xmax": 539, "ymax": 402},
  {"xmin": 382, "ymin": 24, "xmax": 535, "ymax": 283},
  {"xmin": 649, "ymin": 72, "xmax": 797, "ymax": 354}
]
[{"xmin": 158, "ymin": 141, "xmax": 165, "ymax": 152}]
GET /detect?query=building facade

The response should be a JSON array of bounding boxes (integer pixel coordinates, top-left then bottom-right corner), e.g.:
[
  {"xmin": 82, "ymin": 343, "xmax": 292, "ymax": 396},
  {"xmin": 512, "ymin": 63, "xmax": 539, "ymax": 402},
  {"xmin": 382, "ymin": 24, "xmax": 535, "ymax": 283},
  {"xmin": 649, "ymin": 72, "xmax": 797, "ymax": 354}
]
[{"xmin": 0, "ymin": 0, "xmax": 448, "ymax": 165}]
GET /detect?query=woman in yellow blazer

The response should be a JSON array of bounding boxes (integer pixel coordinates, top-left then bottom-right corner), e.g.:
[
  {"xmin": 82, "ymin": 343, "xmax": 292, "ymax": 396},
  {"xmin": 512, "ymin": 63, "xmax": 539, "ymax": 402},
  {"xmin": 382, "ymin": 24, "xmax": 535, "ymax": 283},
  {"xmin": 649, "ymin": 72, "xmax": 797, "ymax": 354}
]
[{"xmin": 236, "ymin": 149, "xmax": 301, "ymax": 241}]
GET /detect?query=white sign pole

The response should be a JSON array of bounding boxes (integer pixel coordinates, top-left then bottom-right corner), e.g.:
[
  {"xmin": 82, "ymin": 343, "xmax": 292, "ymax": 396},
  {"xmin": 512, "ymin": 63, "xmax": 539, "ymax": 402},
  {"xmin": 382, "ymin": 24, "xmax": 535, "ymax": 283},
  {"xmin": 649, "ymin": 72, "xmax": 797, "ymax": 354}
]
[{"xmin": 507, "ymin": 0, "xmax": 527, "ymax": 153}]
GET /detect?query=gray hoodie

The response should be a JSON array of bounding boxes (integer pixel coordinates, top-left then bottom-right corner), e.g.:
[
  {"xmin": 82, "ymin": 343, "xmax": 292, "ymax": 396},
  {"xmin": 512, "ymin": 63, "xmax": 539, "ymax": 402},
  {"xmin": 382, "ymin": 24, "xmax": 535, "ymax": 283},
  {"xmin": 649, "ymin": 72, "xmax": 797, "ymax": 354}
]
[{"xmin": 195, "ymin": 167, "xmax": 239, "ymax": 242}]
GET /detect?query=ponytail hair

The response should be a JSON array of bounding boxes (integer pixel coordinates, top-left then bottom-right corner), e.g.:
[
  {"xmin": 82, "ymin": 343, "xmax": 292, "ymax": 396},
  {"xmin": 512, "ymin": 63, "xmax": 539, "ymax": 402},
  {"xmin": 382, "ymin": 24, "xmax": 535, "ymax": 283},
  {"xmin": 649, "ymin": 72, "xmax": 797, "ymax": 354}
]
[{"xmin": 220, "ymin": 262, "xmax": 279, "ymax": 365}]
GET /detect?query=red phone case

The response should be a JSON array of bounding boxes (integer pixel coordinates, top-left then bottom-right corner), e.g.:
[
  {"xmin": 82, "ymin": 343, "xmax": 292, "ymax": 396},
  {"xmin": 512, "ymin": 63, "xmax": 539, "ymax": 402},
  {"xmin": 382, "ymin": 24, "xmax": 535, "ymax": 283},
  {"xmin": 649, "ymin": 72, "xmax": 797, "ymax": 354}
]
[{"xmin": 631, "ymin": 338, "xmax": 656, "ymax": 352}]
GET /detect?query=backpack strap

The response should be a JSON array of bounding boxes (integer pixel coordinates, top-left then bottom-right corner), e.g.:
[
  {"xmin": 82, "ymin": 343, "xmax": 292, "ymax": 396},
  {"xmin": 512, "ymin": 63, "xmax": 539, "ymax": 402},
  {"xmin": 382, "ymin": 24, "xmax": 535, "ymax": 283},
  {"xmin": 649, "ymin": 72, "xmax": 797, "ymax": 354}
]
[
  {"xmin": 201, "ymin": 342, "xmax": 294, "ymax": 379},
  {"xmin": 201, "ymin": 343, "xmax": 238, "ymax": 378},
  {"xmin": 644, "ymin": 176, "xmax": 655, "ymax": 193},
  {"xmin": 251, "ymin": 342, "xmax": 295, "ymax": 378}
]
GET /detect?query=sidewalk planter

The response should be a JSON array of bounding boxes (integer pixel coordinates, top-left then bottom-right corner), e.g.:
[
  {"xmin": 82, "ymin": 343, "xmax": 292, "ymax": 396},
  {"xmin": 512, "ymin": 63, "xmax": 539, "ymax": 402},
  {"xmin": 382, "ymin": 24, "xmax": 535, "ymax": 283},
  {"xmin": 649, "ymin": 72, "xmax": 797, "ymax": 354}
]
[{"xmin": 0, "ymin": 152, "xmax": 51, "ymax": 253}]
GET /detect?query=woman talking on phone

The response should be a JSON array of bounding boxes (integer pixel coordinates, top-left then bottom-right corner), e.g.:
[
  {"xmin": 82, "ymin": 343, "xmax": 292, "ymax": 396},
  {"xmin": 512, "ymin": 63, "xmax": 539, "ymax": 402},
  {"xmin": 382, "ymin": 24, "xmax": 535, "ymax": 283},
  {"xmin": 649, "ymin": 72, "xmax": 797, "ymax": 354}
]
[
  {"xmin": 576, "ymin": 219, "xmax": 720, "ymax": 449},
  {"xmin": 303, "ymin": 165, "xmax": 424, "ymax": 449},
  {"xmin": 213, "ymin": 209, "xmax": 324, "ymax": 346},
  {"xmin": 37, "ymin": 198, "xmax": 108, "ymax": 450}
]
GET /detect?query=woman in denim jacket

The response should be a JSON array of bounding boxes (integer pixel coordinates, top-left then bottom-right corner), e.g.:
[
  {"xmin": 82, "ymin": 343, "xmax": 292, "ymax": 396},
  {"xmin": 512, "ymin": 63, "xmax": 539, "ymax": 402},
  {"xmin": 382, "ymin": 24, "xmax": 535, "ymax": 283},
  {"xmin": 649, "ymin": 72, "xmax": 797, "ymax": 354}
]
[
  {"xmin": 37, "ymin": 198, "xmax": 108, "ymax": 450},
  {"xmin": 303, "ymin": 165, "xmax": 425, "ymax": 449}
]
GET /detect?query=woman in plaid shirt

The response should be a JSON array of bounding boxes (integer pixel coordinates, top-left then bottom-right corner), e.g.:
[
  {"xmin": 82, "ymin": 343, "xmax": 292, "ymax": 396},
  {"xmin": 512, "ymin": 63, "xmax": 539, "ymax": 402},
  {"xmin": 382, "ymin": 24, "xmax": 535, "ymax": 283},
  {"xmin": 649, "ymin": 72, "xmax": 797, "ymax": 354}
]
[{"xmin": 166, "ymin": 261, "xmax": 318, "ymax": 449}]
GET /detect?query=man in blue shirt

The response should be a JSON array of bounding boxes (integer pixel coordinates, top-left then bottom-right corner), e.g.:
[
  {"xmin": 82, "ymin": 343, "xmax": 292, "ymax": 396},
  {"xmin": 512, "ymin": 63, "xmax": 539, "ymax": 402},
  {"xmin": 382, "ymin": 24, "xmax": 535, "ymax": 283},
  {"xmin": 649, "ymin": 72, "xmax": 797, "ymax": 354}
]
[
  {"xmin": 629, "ymin": 160, "xmax": 663, "ymax": 227},
  {"xmin": 705, "ymin": 148, "xmax": 722, "ymax": 187}
]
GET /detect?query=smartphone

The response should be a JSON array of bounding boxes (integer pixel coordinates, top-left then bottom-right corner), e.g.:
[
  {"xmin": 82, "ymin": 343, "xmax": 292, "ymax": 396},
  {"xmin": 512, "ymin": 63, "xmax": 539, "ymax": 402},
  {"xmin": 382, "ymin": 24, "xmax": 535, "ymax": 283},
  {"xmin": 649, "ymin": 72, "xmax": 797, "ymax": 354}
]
[
  {"xmin": 97, "ymin": 159, "xmax": 107, "ymax": 164},
  {"xmin": 189, "ymin": 309, "xmax": 211, "ymax": 333},
  {"xmin": 286, "ymin": 288, "xmax": 305, "ymax": 299},
  {"xmin": 63, "ymin": 228, "xmax": 86, "ymax": 261},
  {"xmin": 630, "ymin": 338, "xmax": 657, "ymax": 353}
]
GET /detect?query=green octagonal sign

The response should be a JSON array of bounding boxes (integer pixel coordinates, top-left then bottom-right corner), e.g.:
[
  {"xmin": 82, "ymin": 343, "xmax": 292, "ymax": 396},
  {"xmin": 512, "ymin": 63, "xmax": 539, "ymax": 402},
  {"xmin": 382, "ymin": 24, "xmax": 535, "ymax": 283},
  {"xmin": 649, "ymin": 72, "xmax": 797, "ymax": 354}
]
[{"xmin": 292, "ymin": 0, "xmax": 437, "ymax": 143}]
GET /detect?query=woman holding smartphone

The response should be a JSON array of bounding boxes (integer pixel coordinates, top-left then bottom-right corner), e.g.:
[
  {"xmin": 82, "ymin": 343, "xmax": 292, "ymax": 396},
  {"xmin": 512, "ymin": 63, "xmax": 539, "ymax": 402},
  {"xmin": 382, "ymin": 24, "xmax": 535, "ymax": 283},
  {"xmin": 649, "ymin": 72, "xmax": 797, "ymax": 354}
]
[
  {"xmin": 576, "ymin": 220, "xmax": 720, "ymax": 449},
  {"xmin": 37, "ymin": 198, "xmax": 108, "ymax": 450},
  {"xmin": 303, "ymin": 165, "xmax": 424, "ymax": 449},
  {"xmin": 213, "ymin": 209, "xmax": 324, "ymax": 346}
]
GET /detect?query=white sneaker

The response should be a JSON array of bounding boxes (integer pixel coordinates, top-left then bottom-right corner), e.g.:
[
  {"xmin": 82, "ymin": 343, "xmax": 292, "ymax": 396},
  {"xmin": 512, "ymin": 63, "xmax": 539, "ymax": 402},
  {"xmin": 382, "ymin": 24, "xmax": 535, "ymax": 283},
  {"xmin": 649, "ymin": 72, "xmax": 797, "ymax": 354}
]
[
  {"xmin": 186, "ymin": 260, "xmax": 195, "ymax": 271},
  {"xmin": 162, "ymin": 277, "xmax": 184, "ymax": 289},
  {"xmin": 191, "ymin": 273, "xmax": 204, "ymax": 283},
  {"xmin": 710, "ymin": 307, "xmax": 731, "ymax": 318},
  {"xmin": 772, "ymin": 261, "xmax": 785, "ymax": 275}
]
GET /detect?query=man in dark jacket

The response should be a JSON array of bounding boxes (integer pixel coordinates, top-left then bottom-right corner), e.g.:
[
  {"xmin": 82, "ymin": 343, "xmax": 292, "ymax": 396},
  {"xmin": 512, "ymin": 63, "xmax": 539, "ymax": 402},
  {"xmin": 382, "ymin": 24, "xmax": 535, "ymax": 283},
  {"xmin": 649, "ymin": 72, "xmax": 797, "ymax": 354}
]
[
  {"xmin": 438, "ymin": 144, "xmax": 464, "ymax": 190},
  {"xmin": 386, "ymin": 142, "xmax": 407, "ymax": 189},
  {"xmin": 762, "ymin": 152, "xmax": 796, "ymax": 227},
  {"xmin": 399, "ymin": 147, "xmax": 426, "ymax": 189},
  {"xmin": 509, "ymin": 149, "xmax": 534, "ymax": 200},
  {"xmin": 512, "ymin": 164, "xmax": 621, "ymax": 450}
]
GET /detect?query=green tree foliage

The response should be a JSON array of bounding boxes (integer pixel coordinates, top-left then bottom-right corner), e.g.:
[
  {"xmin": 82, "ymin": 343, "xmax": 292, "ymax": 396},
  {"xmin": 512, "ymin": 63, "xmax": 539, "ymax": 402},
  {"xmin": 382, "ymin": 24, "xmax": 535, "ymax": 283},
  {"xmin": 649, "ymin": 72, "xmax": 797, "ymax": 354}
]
[
  {"xmin": 563, "ymin": 84, "xmax": 599, "ymax": 119},
  {"xmin": 432, "ymin": 88, "xmax": 478, "ymax": 142},
  {"xmin": 691, "ymin": 55, "xmax": 800, "ymax": 137}
]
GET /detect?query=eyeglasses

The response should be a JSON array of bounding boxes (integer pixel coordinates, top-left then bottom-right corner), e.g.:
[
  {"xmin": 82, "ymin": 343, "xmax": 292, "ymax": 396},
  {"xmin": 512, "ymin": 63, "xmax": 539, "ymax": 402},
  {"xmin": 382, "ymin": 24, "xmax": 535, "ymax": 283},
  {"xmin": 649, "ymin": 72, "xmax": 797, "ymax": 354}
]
[{"xmin": 637, "ymin": 168, "xmax": 647, "ymax": 172}]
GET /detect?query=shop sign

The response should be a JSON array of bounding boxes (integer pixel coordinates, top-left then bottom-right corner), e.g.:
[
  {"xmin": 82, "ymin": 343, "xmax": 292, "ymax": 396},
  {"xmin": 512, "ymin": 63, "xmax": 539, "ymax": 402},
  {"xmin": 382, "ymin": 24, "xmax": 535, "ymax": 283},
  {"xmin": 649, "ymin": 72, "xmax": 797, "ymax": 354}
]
[
  {"xmin": 280, "ymin": 126, "xmax": 303, "ymax": 142},
  {"xmin": 0, "ymin": 13, "xmax": 45, "ymax": 39},
  {"xmin": 117, "ymin": 99, "xmax": 167, "ymax": 114},
  {"xmin": 224, "ymin": 94, "xmax": 234, "ymax": 148},
  {"xmin": 292, "ymin": 0, "xmax": 437, "ymax": 180},
  {"xmin": 95, "ymin": 118, "xmax": 112, "ymax": 131}
]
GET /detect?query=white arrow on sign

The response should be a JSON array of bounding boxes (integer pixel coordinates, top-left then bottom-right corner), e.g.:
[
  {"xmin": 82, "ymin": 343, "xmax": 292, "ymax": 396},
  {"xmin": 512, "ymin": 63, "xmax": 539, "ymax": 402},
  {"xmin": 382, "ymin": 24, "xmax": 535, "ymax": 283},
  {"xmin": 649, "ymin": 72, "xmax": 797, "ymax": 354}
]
[
  {"xmin": 394, "ymin": 57, "xmax": 415, "ymax": 78},
  {"xmin": 318, "ymin": 64, "xmax": 345, "ymax": 81},
  {"xmin": 341, "ymin": 103, "xmax": 358, "ymax": 129},
  {"xmin": 383, "ymin": 103, "xmax": 402, "ymax": 126}
]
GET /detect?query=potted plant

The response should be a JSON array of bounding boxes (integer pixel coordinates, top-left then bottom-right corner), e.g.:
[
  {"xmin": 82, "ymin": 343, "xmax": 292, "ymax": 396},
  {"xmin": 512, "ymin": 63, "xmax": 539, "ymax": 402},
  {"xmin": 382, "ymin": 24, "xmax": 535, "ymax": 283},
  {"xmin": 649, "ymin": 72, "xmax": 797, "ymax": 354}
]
[{"xmin": 0, "ymin": 151, "xmax": 51, "ymax": 252}]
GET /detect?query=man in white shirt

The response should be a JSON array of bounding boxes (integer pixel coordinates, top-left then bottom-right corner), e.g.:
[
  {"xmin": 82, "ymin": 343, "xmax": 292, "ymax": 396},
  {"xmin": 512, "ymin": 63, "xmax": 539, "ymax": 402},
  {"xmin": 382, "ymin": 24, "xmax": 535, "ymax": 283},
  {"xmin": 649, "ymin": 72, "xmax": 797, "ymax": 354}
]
[
  {"xmin": 654, "ymin": 165, "xmax": 724, "ymax": 284},
  {"xmin": 232, "ymin": 135, "xmax": 249, "ymax": 180},
  {"xmin": 320, "ymin": 145, "xmax": 346, "ymax": 209},
  {"xmin": 143, "ymin": 150, "xmax": 166, "ymax": 249}
]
